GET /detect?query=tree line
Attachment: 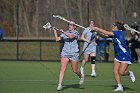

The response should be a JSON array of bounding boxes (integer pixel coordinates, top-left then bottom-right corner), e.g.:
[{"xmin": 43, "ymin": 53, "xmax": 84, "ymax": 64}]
[{"xmin": 0, "ymin": 0, "xmax": 139, "ymax": 38}]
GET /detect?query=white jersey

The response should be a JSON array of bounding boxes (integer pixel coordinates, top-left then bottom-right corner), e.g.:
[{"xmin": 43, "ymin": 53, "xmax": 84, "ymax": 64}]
[
  {"xmin": 82, "ymin": 27, "xmax": 97, "ymax": 54},
  {"xmin": 60, "ymin": 30, "xmax": 79, "ymax": 61}
]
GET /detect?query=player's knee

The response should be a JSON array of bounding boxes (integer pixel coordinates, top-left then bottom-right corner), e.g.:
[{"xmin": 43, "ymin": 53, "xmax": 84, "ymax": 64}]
[
  {"xmin": 73, "ymin": 70, "xmax": 78, "ymax": 74},
  {"xmin": 72, "ymin": 68, "xmax": 78, "ymax": 73},
  {"xmin": 83, "ymin": 58, "xmax": 88, "ymax": 62},
  {"xmin": 113, "ymin": 70, "xmax": 118, "ymax": 76},
  {"xmin": 90, "ymin": 56, "xmax": 96, "ymax": 64},
  {"xmin": 119, "ymin": 71, "xmax": 125, "ymax": 76}
]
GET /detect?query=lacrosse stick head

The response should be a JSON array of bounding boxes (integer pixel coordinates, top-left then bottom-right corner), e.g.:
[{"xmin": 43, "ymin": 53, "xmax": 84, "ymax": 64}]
[
  {"xmin": 53, "ymin": 15, "xmax": 65, "ymax": 21},
  {"xmin": 123, "ymin": 24, "xmax": 130, "ymax": 30},
  {"xmin": 53, "ymin": 15, "xmax": 61, "ymax": 18},
  {"xmin": 43, "ymin": 22, "xmax": 52, "ymax": 30},
  {"xmin": 123, "ymin": 24, "xmax": 140, "ymax": 34}
]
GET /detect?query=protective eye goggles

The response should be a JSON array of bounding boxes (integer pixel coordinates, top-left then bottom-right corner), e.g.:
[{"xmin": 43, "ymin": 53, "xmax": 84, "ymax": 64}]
[{"xmin": 112, "ymin": 23, "xmax": 117, "ymax": 26}]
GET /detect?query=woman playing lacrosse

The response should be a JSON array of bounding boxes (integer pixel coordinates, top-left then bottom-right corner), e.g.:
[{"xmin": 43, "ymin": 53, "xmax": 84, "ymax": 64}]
[
  {"xmin": 52, "ymin": 21, "xmax": 84, "ymax": 91},
  {"xmin": 80, "ymin": 20, "xmax": 97, "ymax": 77},
  {"xmin": 92, "ymin": 21, "xmax": 135, "ymax": 91}
]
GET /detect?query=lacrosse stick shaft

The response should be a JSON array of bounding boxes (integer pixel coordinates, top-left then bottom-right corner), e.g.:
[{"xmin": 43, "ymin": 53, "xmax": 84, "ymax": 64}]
[
  {"xmin": 124, "ymin": 24, "xmax": 140, "ymax": 34},
  {"xmin": 129, "ymin": 28, "xmax": 140, "ymax": 34},
  {"xmin": 79, "ymin": 43, "xmax": 90, "ymax": 58},
  {"xmin": 79, "ymin": 34, "xmax": 96, "ymax": 58},
  {"xmin": 53, "ymin": 15, "xmax": 86, "ymax": 29},
  {"xmin": 51, "ymin": 27, "xmax": 64, "ymax": 33}
]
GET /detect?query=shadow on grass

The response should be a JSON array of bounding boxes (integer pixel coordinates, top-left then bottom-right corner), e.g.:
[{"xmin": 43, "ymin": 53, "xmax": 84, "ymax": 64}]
[
  {"xmin": 111, "ymin": 85, "xmax": 135, "ymax": 91},
  {"xmin": 62, "ymin": 84, "xmax": 85, "ymax": 90},
  {"xmin": 85, "ymin": 75, "xmax": 91, "ymax": 77},
  {"xmin": 90, "ymin": 85, "xmax": 135, "ymax": 91},
  {"xmin": 48, "ymin": 83, "xmax": 84, "ymax": 91},
  {"xmin": 85, "ymin": 74, "xmax": 95, "ymax": 77}
]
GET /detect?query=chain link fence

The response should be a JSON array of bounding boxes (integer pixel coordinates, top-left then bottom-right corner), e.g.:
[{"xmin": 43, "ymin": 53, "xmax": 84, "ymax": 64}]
[{"xmin": 0, "ymin": 38, "xmax": 139, "ymax": 62}]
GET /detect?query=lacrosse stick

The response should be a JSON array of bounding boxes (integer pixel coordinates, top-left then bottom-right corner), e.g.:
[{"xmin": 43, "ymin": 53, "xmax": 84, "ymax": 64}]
[
  {"xmin": 43, "ymin": 22, "xmax": 53, "ymax": 30},
  {"xmin": 43, "ymin": 22, "xmax": 59, "ymax": 31},
  {"xmin": 124, "ymin": 24, "xmax": 140, "ymax": 34},
  {"xmin": 53, "ymin": 15, "xmax": 86, "ymax": 29},
  {"xmin": 79, "ymin": 33, "xmax": 96, "ymax": 58}
]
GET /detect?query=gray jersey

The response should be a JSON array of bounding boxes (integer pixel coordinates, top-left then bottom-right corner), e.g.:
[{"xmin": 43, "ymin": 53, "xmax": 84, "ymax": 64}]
[
  {"xmin": 60, "ymin": 30, "xmax": 79, "ymax": 61},
  {"xmin": 82, "ymin": 27, "xmax": 97, "ymax": 54}
]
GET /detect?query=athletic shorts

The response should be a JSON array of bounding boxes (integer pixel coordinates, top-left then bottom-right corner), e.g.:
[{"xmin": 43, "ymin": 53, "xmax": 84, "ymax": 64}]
[
  {"xmin": 83, "ymin": 45, "xmax": 96, "ymax": 54},
  {"xmin": 114, "ymin": 53, "xmax": 131, "ymax": 64},
  {"xmin": 61, "ymin": 52, "xmax": 79, "ymax": 62}
]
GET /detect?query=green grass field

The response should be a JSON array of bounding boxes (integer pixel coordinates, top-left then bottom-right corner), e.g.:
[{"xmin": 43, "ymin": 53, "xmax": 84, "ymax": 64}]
[{"xmin": 0, "ymin": 61, "xmax": 139, "ymax": 93}]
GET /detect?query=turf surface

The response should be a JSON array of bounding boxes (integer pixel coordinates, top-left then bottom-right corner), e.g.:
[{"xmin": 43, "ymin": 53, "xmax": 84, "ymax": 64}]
[{"xmin": 0, "ymin": 61, "xmax": 139, "ymax": 93}]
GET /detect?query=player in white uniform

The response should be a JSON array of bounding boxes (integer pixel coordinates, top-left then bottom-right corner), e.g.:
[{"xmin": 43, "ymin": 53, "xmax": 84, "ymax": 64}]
[
  {"xmin": 92, "ymin": 21, "xmax": 136, "ymax": 91},
  {"xmin": 80, "ymin": 20, "xmax": 97, "ymax": 77},
  {"xmin": 53, "ymin": 21, "xmax": 84, "ymax": 91}
]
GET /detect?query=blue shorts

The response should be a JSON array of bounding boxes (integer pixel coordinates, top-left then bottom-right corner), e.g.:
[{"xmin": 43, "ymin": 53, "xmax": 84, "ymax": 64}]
[{"xmin": 114, "ymin": 53, "xmax": 131, "ymax": 64}]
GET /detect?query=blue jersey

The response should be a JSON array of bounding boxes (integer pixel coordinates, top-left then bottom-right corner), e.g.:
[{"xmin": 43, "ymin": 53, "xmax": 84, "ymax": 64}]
[
  {"xmin": 0, "ymin": 28, "xmax": 3, "ymax": 39},
  {"xmin": 112, "ymin": 30, "xmax": 131, "ymax": 64}
]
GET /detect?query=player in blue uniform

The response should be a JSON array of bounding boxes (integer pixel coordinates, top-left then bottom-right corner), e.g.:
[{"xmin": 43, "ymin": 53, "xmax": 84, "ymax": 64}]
[
  {"xmin": 53, "ymin": 21, "xmax": 84, "ymax": 91},
  {"xmin": 92, "ymin": 21, "xmax": 135, "ymax": 91}
]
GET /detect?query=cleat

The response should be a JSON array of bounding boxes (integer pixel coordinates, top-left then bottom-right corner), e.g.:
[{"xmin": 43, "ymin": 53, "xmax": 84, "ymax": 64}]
[
  {"xmin": 80, "ymin": 67, "xmax": 84, "ymax": 76},
  {"xmin": 57, "ymin": 85, "xmax": 63, "ymax": 91},
  {"xmin": 114, "ymin": 86, "xmax": 123, "ymax": 91},
  {"xmin": 129, "ymin": 71, "xmax": 135, "ymax": 82},
  {"xmin": 91, "ymin": 72, "xmax": 96, "ymax": 77},
  {"xmin": 79, "ymin": 75, "xmax": 84, "ymax": 85}
]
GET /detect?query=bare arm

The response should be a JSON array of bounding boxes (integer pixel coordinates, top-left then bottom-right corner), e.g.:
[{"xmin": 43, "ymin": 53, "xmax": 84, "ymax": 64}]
[
  {"xmin": 53, "ymin": 28, "xmax": 61, "ymax": 41},
  {"xmin": 62, "ymin": 31, "xmax": 76, "ymax": 39},
  {"xmin": 80, "ymin": 33, "xmax": 90, "ymax": 43},
  {"xmin": 97, "ymin": 32, "xmax": 109, "ymax": 38},
  {"xmin": 93, "ymin": 27, "xmax": 114, "ymax": 36},
  {"xmin": 53, "ymin": 28, "xmax": 76, "ymax": 41},
  {"xmin": 60, "ymin": 29, "xmax": 77, "ymax": 39}
]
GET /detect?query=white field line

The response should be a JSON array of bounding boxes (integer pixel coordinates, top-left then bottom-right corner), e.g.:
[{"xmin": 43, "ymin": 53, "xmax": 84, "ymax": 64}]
[{"xmin": 0, "ymin": 79, "xmax": 138, "ymax": 82}]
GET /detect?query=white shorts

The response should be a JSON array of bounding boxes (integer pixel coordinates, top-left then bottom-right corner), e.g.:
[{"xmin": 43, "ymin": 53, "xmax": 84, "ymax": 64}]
[
  {"xmin": 83, "ymin": 45, "xmax": 96, "ymax": 54},
  {"xmin": 61, "ymin": 52, "xmax": 79, "ymax": 62}
]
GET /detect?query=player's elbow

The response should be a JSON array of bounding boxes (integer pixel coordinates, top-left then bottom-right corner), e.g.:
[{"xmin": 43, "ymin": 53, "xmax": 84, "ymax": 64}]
[
  {"xmin": 55, "ymin": 37, "xmax": 60, "ymax": 41},
  {"xmin": 119, "ymin": 71, "xmax": 125, "ymax": 76},
  {"xmin": 69, "ymin": 36, "xmax": 74, "ymax": 39},
  {"xmin": 69, "ymin": 35, "xmax": 75, "ymax": 39},
  {"xmin": 106, "ymin": 32, "xmax": 114, "ymax": 36},
  {"xmin": 80, "ymin": 36, "xmax": 84, "ymax": 40},
  {"xmin": 55, "ymin": 39, "xmax": 59, "ymax": 42}
]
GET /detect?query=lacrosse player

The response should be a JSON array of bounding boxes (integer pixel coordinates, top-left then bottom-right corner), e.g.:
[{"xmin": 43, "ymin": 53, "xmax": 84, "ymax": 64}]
[
  {"xmin": 80, "ymin": 20, "xmax": 97, "ymax": 77},
  {"xmin": 92, "ymin": 21, "xmax": 136, "ymax": 91},
  {"xmin": 52, "ymin": 21, "xmax": 84, "ymax": 91}
]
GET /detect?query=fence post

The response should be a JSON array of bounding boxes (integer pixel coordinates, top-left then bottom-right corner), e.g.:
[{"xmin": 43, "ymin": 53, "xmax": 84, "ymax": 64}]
[
  {"xmin": 16, "ymin": 4, "xmax": 20, "ymax": 60},
  {"xmin": 40, "ymin": 40, "xmax": 42, "ymax": 61}
]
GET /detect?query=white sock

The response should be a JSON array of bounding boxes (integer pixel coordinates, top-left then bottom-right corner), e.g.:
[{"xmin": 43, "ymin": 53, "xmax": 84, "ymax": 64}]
[
  {"xmin": 92, "ymin": 70, "xmax": 95, "ymax": 73},
  {"xmin": 118, "ymin": 84, "xmax": 122, "ymax": 87},
  {"xmin": 80, "ymin": 67, "xmax": 84, "ymax": 75},
  {"xmin": 58, "ymin": 84, "xmax": 62, "ymax": 86},
  {"xmin": 91, "ymin": 64, "xmax": 95, "ymax": 72},
  {"xmin": 81, "ymin": 66, "xmax": 84, "ymax": 70}
]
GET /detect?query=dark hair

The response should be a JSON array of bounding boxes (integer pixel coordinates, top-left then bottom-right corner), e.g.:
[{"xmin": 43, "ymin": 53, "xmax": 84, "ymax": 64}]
[
  {"xmin": 89, "ymin": 20, "xmax": 95, "ymax": 24},
  {"xmin": 114, "ymin": 21, "xmax": 125, "ymax": 31}
]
